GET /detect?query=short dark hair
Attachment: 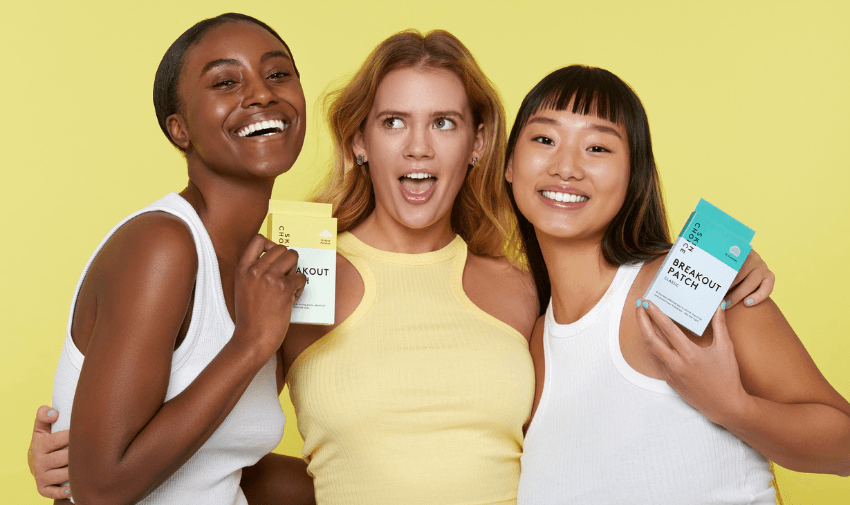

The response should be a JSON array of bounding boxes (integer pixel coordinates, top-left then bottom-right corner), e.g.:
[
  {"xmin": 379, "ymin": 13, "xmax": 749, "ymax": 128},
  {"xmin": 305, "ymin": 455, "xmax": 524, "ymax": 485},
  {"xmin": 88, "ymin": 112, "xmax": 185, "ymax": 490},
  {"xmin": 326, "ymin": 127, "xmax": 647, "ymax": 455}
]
[
  {"xmin": 152, "ymin": 13, "xmax": 298, "ymax": 150},
  {"xmin": 504, "ymin": 65, "xmax": 671, "ymax": 315}
]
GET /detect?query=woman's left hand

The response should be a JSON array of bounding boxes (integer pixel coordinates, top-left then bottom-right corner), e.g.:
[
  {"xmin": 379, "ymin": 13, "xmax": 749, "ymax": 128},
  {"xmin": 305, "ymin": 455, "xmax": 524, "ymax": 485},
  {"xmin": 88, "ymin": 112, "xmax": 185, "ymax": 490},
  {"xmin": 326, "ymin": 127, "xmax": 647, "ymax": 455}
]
[
  {"xmin": 724, "ymin": 249, "xmax": 775, "ymax": 309},
  {"xmin": 635, "ymin": 300, "xmax": 750, "ymax": 426}
]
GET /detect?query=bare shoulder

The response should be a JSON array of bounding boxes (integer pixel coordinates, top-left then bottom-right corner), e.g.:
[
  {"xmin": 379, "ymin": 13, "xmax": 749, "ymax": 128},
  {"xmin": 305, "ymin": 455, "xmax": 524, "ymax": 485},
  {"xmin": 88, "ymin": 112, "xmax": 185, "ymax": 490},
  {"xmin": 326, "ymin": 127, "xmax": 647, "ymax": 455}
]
[
  {"xmin": 96, "ymin": 211, "xmax": 198, "ymax": 275},
  {"xmin": 73, "ymin": 211, "xmax": 198, "ymax": 353},
  {"xmin": 463, "ymin": 252, "xmax": 538, "ymax": 341}
]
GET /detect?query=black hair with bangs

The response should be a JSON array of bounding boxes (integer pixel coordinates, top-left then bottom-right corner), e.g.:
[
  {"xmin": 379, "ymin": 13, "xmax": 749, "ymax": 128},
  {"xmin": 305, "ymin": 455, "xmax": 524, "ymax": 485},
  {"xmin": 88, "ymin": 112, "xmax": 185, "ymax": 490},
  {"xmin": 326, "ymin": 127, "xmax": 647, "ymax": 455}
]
[
  {"xmin": 153, "ymin": 13, "xmax": 299, "ymax": 151},
  {"xmin": 504, "ymin": 65, "xmax": 672, "ymax": 315}
]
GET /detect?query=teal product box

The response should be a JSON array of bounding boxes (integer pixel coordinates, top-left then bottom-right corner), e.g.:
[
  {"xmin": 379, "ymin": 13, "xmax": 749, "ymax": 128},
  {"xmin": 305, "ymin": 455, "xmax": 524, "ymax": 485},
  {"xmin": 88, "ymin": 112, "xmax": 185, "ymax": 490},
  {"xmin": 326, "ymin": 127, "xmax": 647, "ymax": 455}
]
[{"xmin": 643, "ymin": 199, "xmax": 754, "ymax": 336}]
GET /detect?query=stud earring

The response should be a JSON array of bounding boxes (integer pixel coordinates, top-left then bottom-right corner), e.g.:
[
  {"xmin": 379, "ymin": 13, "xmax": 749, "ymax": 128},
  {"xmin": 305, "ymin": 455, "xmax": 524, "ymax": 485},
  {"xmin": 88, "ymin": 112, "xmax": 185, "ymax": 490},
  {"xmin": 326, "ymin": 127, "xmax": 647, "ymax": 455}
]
[
  {"xmin": 356, "ymin": 155, "xmax": 364, "ymax": 166},
  {"xmin": 471, "ymin": 157, "xmax": 478, "ymax": 167}
]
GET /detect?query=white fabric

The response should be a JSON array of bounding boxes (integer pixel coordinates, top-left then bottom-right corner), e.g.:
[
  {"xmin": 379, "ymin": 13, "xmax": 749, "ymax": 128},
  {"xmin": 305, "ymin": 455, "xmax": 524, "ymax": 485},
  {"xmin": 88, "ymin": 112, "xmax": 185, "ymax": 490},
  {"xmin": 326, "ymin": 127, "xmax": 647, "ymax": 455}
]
[
  {"xmin": 517, "ymin": 262, "xmax": 775, "ymax": 505},
  {"xmin": 52, "ymin": 193, "xmax": 285, "ymax": 504}
]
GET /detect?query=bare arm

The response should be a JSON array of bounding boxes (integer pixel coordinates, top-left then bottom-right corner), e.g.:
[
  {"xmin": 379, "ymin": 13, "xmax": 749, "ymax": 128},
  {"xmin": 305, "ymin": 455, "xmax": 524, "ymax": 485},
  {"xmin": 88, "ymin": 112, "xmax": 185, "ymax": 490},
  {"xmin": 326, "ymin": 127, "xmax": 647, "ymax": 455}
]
[
  {"xmin": 68, "ymin": 216, "xmax": 306, "ymax": 505},
  {"xmin": 241, "ymin": 453, "xmax": 315, "ymax": 505},
  {"xmin": 637, "ymin": 299, "xmax": 850, "ymax": 476}
]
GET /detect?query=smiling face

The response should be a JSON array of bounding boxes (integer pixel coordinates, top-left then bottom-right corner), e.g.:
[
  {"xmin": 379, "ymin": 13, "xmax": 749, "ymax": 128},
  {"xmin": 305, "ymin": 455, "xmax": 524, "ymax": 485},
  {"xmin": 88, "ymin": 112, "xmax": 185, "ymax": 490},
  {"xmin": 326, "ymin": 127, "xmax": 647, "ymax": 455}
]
[
  {"xmin": 353, "ymin": 67, "xmax": 483, "ymax": 233},
  {"xmin": 505, "ymin": 106, "xmax": 630, "ymax": 243},
  {"xmin": 167, "ymin": 21, "xmax": 306, "ymax": 179}
]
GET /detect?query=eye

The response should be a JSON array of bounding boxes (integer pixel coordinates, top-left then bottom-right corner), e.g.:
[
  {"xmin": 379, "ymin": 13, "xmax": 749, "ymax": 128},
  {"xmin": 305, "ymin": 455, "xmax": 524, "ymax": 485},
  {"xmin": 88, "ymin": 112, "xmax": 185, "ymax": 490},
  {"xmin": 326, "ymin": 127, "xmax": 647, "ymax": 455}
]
[
  {"xmin": 433, "ymin": 117, "xmax": 456, "ymax": 130},
  {"xmin": 587, "ymin": 146, "xmax": 610, "ymax": 153},
  {"xmin": 383, "ymin": 117, "xmax": 405, "ymax": 129},
  {"xmin": 268, "ymin": 71, "xmax": 292, "ymax": 80},
  {"xmin": 532, "ymin": 136, "xmax": 555, "ymax": 146},
  {"xmin": 212, "ymin": 79, "xmax": 238, "ymax": 89}
]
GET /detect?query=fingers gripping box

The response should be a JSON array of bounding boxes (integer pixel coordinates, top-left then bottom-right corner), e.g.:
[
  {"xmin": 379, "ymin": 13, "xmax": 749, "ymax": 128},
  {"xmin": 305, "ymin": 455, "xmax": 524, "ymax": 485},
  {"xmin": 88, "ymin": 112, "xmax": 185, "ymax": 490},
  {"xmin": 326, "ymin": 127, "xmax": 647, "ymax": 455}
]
[
  {"xmin": 643, "ymin": 199, "xmax": 754, "ymax": 336},
  {"xmin": 266, "ymin": 200, "xmax": 337, "ymax": 325}
]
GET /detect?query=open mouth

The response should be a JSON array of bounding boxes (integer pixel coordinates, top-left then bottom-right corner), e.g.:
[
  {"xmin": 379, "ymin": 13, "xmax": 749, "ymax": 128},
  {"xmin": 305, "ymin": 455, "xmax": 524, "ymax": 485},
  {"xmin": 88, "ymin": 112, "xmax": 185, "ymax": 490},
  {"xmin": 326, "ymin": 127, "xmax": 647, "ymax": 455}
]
[
  {"xmin": 236, "ymin": 119, "xmax": 288, "ymax": 138},
  {"xmin": 541, "ymin": 190, "xmax": 588, "ymax": 203},
  {"xmin": 399, "ymin": 172, "xmax": 437, "ymax": 195}
]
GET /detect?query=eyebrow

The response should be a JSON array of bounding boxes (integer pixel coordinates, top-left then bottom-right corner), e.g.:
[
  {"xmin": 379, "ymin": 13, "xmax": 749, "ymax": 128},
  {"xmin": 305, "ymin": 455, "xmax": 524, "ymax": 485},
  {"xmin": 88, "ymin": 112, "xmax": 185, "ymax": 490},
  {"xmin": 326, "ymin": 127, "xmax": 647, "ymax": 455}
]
[
  {"xmin": 373, "ymin": 109, "xmax": 466, "ymax": 119},
  {"xmin": 261, "ymin": 50, "xmax": 292, "ymax": 63},
  {"xmin": 526, "ymin": 116, "xmax": 622, "ymax": 139},
  {"xmin": 200, "ymin": 58, "xmax": 239, "ymax": 77},
  {"xmin": 199, "ymin": 51, "xmax": 292, "ymax": 78}
]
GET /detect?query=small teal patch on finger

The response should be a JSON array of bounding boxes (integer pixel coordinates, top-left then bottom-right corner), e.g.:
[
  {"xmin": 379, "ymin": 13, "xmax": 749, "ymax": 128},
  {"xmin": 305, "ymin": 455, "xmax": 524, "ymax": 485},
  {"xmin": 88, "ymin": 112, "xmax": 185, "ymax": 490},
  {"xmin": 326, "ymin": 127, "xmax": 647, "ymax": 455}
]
[
  {"xmin": 746, "ymin": 298, "xmax": 754, "ymax": 306},
  {"xmin": 642, "ymin": 301, "xmax": 649, "ymax": 310},
  {"xmin": 47, "ymin": 409, "xmax": 56, "ymax": 417},
  {"xmin": 721, "ymin": 301, "xmax": 728, "ymax": 310},
  {"xmin": 636, "ymin": 298, "xmax": 642, "ymax": 308}
]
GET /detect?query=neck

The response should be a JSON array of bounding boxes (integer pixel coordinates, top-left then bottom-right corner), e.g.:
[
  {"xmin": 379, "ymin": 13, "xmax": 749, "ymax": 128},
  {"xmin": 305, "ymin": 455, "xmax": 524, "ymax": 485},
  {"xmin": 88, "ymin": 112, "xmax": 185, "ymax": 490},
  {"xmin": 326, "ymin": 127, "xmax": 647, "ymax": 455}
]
[
  {"xmin": 180, "ymin": 160, "xmax": 275, "ymax": 265},
  {"xmin": 351, "ymin": 209, "xmax": 455, "ymax": 254},
  {"xmin": 539, "ymin": 231, "xmax": 619, "ymax": 324}
]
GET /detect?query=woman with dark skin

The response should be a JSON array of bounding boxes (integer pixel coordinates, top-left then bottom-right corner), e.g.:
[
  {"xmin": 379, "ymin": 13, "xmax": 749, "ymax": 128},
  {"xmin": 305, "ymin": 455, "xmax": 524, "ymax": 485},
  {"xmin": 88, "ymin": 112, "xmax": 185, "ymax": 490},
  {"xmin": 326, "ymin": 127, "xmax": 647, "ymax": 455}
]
[{"xmin": 27, "ymin": 14, "xmax": 314, "ymax": 505}]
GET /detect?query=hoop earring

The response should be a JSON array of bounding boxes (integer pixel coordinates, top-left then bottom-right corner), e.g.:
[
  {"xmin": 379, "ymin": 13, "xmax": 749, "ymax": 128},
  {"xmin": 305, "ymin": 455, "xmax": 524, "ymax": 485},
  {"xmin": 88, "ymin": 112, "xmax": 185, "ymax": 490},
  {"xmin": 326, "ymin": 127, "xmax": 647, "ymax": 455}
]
[
  {"xmin": 356, "ymin": 155, "xmax": 364, "ymax": 166},
  {"xmin": 471, "ymin": 157, "xmax": 478, "ymax": 168}
]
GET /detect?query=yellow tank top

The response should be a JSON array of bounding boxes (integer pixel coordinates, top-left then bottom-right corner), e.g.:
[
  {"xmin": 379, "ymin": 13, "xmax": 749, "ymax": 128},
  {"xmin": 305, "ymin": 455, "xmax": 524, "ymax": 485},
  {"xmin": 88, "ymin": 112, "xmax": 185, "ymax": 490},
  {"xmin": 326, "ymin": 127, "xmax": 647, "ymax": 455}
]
[{"xmin": 287, "ymin": 232, "xmax": 534, "ymax": 504}]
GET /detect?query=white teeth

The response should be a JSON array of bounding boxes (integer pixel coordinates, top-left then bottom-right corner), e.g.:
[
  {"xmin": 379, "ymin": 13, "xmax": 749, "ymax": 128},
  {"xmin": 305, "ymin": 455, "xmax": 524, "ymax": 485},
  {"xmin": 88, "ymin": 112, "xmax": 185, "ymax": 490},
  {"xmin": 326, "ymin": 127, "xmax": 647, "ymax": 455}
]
[
  {"xmin": 403, "ymin": 172, "xmax": 434, "ymax": 180},
  {"xmin": 541, "ymin": 191, "xmax": 589, "ymax": 203},
  {"xmin": 236, "ymin": 119, "xmax": 287, "ymax": 137}
]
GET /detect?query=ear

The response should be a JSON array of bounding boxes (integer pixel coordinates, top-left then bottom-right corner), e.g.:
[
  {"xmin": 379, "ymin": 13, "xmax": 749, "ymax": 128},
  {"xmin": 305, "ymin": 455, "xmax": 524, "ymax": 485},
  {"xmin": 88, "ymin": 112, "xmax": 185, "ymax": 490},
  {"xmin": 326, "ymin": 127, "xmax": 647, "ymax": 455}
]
[
  {"xmin": 352, "ymin": 129, "xmax": 367, "ymax": 163},
  {"xmin": 166, "ymin": 114, "xmax": 191, "ymax": 151},
  {"xmin": 471, "ymin": 123, "xmax": 485, "ymax": 161},
  {"xmin": 505, "ymin": 156, "xmax": 514, "ymax": 183}
]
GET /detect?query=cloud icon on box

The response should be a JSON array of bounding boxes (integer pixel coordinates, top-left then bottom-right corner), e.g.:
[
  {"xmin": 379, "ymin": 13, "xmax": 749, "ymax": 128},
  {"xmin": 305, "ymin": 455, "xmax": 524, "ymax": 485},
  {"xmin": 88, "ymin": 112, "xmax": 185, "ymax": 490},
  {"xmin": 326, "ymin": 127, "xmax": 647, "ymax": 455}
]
[{"xmin": 318, "ymin": 230, "xmax": 333, "ymax": 238}]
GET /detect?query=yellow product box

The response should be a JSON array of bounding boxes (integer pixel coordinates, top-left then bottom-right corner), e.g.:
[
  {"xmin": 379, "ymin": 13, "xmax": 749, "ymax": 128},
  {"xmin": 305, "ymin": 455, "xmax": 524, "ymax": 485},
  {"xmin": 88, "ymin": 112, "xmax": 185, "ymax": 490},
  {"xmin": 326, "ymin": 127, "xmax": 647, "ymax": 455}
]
[{"xmin": 266, "ymin": 200, "xmax": 337, "ymax": 325}]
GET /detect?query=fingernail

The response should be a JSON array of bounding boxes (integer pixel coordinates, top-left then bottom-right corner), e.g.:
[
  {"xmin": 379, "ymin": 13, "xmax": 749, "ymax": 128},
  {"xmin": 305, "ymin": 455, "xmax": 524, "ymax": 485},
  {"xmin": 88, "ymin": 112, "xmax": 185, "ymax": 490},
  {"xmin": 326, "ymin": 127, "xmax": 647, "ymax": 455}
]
[
  {"xmin": 721, "ymin": 301, "xmax": 727, "ymax": 310},
  {"xmin": 65, "ymin": 488, "xmax": 71, "ymax": 495},
  {"xmin": 642, "ymin": 301, "xmax": 649, "ymax": 310},
  {"xmin": 47, "ymin": 409, "xmax": 56, "ymax": 417},
  {"xmin": 746, "ymin": 298, "xmax": 754, "ymax": 306},
  {"xmin": 636, "ymin": 298, "xmax": 642, "ymax": 308},
  {"xmin": 724, "ymin": 299, "xmax": 732, "ymax": 308}
]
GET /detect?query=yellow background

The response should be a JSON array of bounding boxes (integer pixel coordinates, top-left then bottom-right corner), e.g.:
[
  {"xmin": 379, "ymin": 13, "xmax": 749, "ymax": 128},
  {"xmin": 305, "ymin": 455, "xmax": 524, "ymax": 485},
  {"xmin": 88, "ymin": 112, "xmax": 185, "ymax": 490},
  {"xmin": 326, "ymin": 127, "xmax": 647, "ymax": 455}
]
[{"xmin": 2, "ymin": 1, "xmax": 848, "ymax": 503}]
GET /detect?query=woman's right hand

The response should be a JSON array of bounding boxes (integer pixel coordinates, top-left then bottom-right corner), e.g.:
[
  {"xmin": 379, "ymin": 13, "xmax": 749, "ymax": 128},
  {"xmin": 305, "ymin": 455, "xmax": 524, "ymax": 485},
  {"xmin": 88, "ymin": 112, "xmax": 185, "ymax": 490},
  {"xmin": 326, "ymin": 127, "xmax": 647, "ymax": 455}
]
[
  {"xmin": 232, "ymin": 235, "xmax": 307, "ymax": 359},
  {"xmin": 29, "ymin": 406, "xmax": 71, "ymax": 500}
]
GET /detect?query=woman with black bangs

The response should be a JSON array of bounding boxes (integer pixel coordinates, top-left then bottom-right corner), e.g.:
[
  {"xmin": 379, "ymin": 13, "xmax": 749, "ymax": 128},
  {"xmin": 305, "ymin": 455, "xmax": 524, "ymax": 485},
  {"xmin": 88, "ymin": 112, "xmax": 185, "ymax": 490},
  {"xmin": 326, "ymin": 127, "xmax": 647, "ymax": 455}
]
[
  {"xmin": 26, "ymin": 13, "xmax": 314, "ymax": 504},
  {"xmin": 505, "ymin": 65, "xmax": 850, "ymax": 504}
]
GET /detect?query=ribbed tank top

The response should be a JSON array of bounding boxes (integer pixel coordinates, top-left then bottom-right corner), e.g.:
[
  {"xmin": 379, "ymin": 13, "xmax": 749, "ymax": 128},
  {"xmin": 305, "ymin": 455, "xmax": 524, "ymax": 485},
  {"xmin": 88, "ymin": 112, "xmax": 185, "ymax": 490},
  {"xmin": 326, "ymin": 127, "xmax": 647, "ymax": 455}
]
[
  {"xmin": 517, "ymin": 262, "xmax": 777, "ymax": 505},
  {"xmin": 51, "ymin": 193, "xmax": 285, "ymax": 504},
  {"xmin": 287, "ymin": 232, "xmax": 535, "ymax": 504}
]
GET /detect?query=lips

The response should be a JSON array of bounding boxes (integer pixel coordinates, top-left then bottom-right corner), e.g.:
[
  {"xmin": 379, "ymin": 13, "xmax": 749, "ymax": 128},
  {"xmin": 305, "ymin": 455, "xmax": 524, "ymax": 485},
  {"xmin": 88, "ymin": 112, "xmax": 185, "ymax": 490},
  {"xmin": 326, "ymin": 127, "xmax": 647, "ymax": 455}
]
[
  {"xmin": 537, "ymin": 187, "xmax": 589, "ymax": 209},
  {"xmin": 235, "ymin": 119, "xmax": 288, "ymax": 138},
  {"xmin": 540, "ymin": 190, "xmax": 588, "ymax": 203},
  {"xmin": 399, "ymin": 172, "xmax": 436, "ymax": 194},
  {"xmin": 398, "ymin": 171, "xmax": 437, "ymax": 203}
]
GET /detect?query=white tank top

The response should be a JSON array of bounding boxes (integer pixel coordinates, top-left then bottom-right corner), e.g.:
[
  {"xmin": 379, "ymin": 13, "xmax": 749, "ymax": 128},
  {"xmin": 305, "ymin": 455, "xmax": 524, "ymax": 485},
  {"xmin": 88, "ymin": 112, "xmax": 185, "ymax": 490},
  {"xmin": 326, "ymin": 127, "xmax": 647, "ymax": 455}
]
[
  {"xmin": 517, "ymin": 262, "xmax": 776, "ymax": 505},
  {"xmin": 52, "ymin": 193, "xmax": 285, "ymax": 504}
]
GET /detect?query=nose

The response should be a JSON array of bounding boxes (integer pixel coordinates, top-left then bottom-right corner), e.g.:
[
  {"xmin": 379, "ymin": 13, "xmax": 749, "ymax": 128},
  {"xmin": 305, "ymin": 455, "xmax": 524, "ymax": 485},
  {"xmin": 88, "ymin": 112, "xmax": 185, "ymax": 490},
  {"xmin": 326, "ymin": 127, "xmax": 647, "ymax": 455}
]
[
  {"xmin": 241, "ymin": 75, "xmax": 277, "ymax": 108},
  {"xmin": 403, "ymin": 124, "xmax": 435, "ymax": 160},
  {"xmin": 549, "ymin": 145, "xmax": 585, "ymax": 180}
]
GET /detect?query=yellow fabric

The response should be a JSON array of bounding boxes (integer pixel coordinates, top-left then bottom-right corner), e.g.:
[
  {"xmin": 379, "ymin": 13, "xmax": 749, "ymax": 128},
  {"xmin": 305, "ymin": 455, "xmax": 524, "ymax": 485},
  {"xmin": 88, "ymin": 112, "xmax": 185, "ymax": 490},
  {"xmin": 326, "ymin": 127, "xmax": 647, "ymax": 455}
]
[
  {"xmin": 287, "ymin": 232, "xmax": 534, "ymax": 505},
  {"xmin": 770, "ymin": 462, "xmax": 784, "ymax": 505}
]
